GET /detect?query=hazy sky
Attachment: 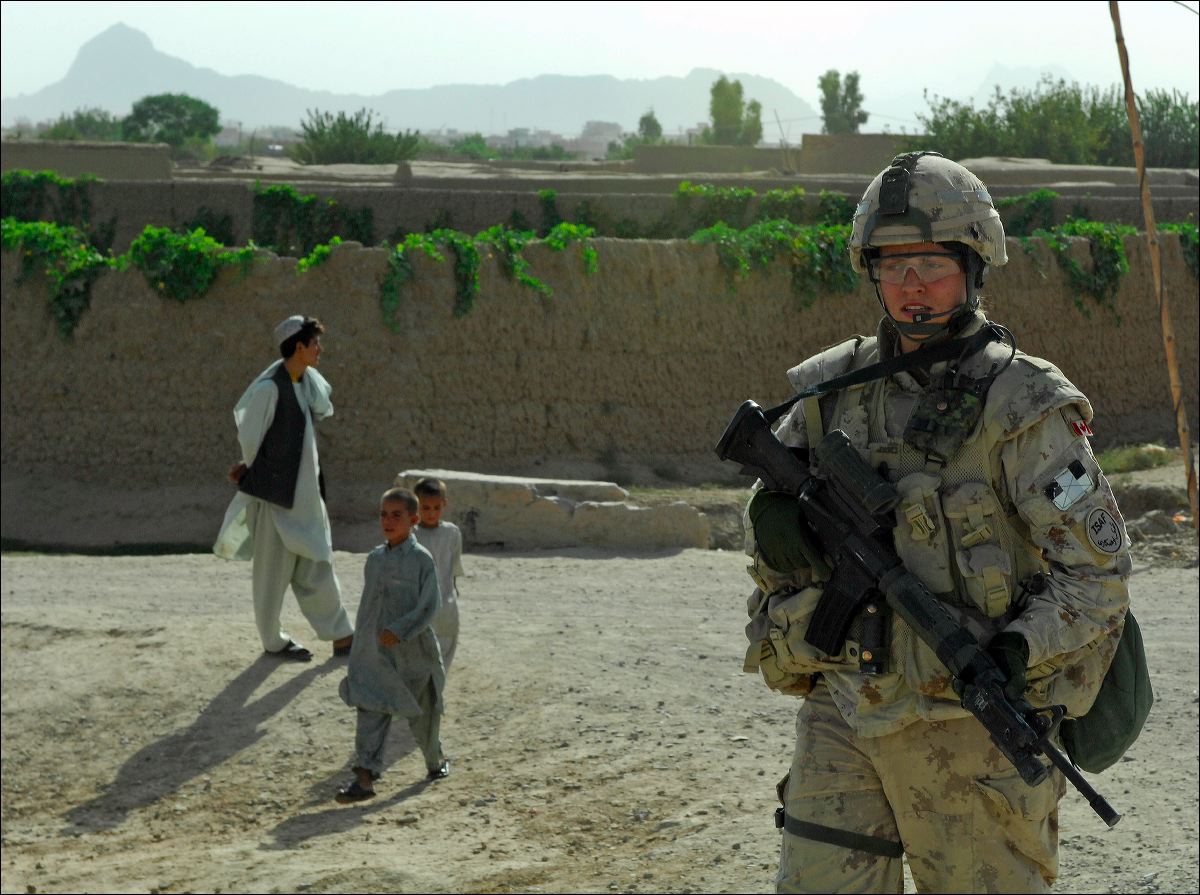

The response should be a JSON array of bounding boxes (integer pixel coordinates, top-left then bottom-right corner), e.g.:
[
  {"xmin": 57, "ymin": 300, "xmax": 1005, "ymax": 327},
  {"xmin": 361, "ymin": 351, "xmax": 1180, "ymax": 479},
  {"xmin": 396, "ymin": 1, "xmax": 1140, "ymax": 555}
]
[{"xmin": 1, "ymin": 0, "xmax": 1197, "ymax": 129}]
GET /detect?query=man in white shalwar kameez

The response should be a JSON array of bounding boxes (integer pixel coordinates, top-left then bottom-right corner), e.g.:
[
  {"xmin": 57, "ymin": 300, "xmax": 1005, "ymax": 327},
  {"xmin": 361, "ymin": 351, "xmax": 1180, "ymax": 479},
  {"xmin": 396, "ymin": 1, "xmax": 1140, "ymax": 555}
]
[{"xmin": 213, "ymin": 315, "xmax": 354, "ymax": 661}]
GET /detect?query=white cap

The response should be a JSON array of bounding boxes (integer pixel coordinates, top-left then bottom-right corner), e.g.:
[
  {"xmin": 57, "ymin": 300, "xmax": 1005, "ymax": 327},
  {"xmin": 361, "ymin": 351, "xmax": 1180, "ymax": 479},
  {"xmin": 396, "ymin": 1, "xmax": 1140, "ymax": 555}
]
[{"xmin": 274, "ymin": 315, "xmax": 305, "ymax": 346}]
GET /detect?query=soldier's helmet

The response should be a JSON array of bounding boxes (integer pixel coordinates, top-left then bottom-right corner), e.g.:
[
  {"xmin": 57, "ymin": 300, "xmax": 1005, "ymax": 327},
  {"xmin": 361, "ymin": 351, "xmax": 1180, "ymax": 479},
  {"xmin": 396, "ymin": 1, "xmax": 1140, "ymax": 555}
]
[{"xmin": 849, "ymin": 151, "xmax": 1008, "ymax": 276}]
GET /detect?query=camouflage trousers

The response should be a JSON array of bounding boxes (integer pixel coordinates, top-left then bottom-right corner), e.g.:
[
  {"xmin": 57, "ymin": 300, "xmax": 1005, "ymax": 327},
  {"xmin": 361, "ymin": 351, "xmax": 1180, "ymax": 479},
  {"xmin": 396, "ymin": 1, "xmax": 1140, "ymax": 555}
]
[{"xmin": 777, "ymin": 683, "xmax": 1065, "ymax": 894}]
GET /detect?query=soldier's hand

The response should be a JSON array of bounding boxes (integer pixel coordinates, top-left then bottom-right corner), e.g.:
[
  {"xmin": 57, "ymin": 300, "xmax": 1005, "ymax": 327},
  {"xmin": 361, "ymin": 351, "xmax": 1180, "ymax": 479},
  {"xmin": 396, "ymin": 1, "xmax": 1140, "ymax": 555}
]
[
  {"xmin": 748, "ymin": 491, "xmax": 822, "ymax": 573},
  {"xmin": 987, "ymin": 631, "xmax": 1031, "ymax": 701},
  {"xmin": 379, "ymin": 629, "xmax": 399, "ymax": 647},
  {"xmin": 227, "ymin": 462, "xmax": 247, "ymax": 484}
]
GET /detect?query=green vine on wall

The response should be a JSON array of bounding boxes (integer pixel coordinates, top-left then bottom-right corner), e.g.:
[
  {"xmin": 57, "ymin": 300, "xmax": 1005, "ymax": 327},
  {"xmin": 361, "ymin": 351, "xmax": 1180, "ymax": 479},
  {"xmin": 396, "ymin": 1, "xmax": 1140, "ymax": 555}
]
[
  {"xmin": 815, "ymin": 190, "xmax": 855, "ymax": 227},
  {"xmin": 1, "ymin": 217, "xmax": 111, "ymax": 336},
  {"xmin": 376, "ymin": 223, "xmax": 598, "ymax": 328},
  {"xmin": 126, "ymin": 226, "xmax": 256, "ymax": 302},
  {"xmin": 791, "ymin": 222, "xmax": 858, "ymax": 301},
  {"xmin": 181, "ymin": 206, "xmax": 236, "ymax": 246},
  {"xmin": 379, "ymin": 234, "xmax": 445, "ymax": 332},
  {"xmin": 1026, "ymin": 219, "xmax": 1136, "ymax": 320},
  {"xmin": 1160, "ymin": 222, "xmax": 1199, "ymax": 280},
  {"xmin": 537, "ymin": 189, "xmax": 562, "ymax": 236},
  {"xmin": 2, "ymin": 217, "xmax": 258, "ymax": 336},
  {"xmin": 1, "ymin": 169, "xmax": 96, "ymax": 228},
  {"xmin": 689, "ymin": 218, "xmax": 859, "ymax": 304},
  {"xmin": 543, "ymin": 221, "xmax": 598, "ymax": 274},
  {"xmin": 997, "ymin": 188, "xmax": 1060, "ymax": 237},
  {"xmin": 251, "ymin": 182, "xmax": 373, "ymax": 256},
  {"xmin": 477, "ymin": 225, "xmax": 551, "ymax": 294},
  {"xmin": 430, "ymin": 228, "xmax": 482, "ymax": 317},
  {"xmin": 758, "ymin": 187, "xmax": 808, "ymax": 224},
  {"xmin": 675, "ymin": 181, "xmax": 757, "ymax": 229},
  {"xmin": 1, "ymin": 168, "xmax": 115, "ymax": 252},
  {"xmin": 297, "ymin": 236, "xmax": 342, "ymax": 273}
]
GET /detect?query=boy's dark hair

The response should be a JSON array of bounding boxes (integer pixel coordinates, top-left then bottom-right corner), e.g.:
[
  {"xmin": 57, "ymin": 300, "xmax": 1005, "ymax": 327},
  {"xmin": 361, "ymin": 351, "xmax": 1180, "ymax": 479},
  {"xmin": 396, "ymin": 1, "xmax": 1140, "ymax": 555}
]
[
  {"xmin": 381, "ymin": 487, "xmax": 418, "ymax": 514},
  {"xmin": 413, "ymin": 477, "xmax": 448, "ymax": 499},
  {"xmin": 280, "ymin": 317, "xmax": 325, "ymax": 359}
]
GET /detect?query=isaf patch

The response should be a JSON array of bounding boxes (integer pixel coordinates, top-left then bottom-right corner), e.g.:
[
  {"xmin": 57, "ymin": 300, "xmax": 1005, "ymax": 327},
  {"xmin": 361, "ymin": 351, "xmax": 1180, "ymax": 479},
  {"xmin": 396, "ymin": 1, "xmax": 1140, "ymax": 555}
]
[
  {"xmin": 1086, "ymin": 507, "xmax": 1124, "ymax": 555},
  {"xmin": 1045, "ymin": 460, "xmax": 1091, "ymax": 510}
]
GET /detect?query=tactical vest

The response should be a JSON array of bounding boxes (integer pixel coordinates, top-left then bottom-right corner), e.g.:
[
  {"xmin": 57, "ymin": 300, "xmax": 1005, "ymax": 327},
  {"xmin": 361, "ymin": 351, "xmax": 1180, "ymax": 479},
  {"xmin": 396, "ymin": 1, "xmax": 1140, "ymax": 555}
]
[
  {"xmin": 238, "ymin": 363, "xmax": 308, "ymax": 509},
  {"xmin": 752, "ymin": 322, "xmax": 1102, "ymax": 732}
]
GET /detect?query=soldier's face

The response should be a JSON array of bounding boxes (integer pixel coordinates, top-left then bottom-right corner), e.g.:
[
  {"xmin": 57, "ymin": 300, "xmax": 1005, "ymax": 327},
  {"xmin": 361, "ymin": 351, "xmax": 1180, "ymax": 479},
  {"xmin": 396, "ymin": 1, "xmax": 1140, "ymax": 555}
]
[{"xmin": 878, "ymin": 241, "xmax": 967, "ymax": 342}]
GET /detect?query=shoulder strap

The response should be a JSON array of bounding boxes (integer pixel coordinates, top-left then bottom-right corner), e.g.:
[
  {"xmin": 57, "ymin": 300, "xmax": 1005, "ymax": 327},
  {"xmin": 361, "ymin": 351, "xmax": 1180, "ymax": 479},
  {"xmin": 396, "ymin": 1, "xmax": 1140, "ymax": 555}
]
[{"xmin": 763, "ymin": 324, "xmax": 1009, "ymax": 426}]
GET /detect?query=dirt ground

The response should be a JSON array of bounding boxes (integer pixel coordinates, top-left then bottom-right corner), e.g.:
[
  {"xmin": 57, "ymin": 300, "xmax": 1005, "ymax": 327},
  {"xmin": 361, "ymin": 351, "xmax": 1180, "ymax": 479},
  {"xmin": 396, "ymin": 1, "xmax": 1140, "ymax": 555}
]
[{"xmin": 1, "ymin": 479, "xmax": 1197, "ymax": 894}]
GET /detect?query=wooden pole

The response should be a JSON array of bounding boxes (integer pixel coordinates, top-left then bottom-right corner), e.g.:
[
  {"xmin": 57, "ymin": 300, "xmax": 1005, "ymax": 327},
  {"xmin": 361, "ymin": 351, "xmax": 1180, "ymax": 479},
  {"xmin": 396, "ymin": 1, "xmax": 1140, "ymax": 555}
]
[{"xmin": 1109, "ymin": 0, "xmax": 1199, "ymax": 539}]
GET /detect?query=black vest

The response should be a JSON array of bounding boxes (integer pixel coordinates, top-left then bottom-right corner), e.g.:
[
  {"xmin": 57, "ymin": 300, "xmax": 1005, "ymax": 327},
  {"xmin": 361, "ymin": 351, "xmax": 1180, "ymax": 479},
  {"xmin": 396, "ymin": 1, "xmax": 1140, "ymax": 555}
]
[{"xmin": 238, "ymin": 364, "xmax": 308, "ymax": 509}]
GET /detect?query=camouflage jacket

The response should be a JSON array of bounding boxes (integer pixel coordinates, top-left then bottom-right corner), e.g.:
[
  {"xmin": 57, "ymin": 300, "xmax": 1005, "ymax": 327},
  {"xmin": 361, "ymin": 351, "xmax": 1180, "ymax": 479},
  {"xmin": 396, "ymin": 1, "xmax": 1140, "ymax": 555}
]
[{"xmin": 744, "ymin": 313, "xmax": 1132, "ymax": 737}]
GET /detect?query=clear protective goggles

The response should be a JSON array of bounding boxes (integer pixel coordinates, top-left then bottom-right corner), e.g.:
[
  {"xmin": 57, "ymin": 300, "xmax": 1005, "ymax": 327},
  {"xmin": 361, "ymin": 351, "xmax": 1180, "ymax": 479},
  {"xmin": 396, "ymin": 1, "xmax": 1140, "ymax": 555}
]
[{"xmin": 868, "ymin": 251, "xmax": 963, "ymax": 284}]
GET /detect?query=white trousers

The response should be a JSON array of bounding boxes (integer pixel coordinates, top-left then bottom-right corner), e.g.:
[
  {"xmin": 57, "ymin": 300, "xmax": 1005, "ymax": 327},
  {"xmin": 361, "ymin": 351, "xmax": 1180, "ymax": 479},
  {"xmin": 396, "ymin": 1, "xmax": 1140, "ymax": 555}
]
[
  {"xmin": 251, "ymin": 505, "xmax": 353, "ymax": 652},
  {"xmin": 432, "ymin": 599, "xmax": 459, "ymax": 672}
]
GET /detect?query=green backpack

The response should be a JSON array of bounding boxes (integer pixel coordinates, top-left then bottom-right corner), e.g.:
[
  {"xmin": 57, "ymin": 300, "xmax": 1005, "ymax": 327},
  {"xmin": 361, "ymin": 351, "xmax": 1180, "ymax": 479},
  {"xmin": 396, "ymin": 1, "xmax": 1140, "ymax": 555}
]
[{"xmin": 1059, "ymin": 610, "xmax": 1153, "ymax": 773}]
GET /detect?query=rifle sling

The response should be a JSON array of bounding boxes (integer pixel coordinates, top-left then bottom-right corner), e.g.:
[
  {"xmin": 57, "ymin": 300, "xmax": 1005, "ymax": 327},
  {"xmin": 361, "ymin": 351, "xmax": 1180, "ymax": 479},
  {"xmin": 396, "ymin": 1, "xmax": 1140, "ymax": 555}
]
[
  {"xmin": 761, "ymin": 325, "xmax": 1005, "ymax": 426},
  {"xmin": 774, "ymin": 809, "xmax": 904, "ymax": 858}
]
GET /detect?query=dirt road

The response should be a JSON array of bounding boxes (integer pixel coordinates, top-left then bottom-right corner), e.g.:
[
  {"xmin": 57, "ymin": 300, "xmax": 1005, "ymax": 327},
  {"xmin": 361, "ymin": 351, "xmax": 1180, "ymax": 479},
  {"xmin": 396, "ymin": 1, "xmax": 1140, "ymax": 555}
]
[{"xmin": 1, "ymin": 529, "xmax": 1196, "ymax": 893}]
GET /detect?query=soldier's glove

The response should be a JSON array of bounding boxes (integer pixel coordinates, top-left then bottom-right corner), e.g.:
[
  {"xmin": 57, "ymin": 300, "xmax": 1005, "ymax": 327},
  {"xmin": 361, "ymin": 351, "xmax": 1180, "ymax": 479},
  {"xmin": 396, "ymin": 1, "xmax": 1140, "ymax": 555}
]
[
  {"xmin": 748, "ymin": 490, "xmax": 824, "ymax": 574},
  {"xmin": 986, "ymin": 631, "xmax": 1031, "ymax": 702}
]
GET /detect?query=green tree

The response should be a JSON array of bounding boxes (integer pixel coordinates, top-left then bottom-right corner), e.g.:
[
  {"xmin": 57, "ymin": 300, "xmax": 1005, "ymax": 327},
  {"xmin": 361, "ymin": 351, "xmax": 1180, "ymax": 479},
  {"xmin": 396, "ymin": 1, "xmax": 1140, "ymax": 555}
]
[
  {"xmin": 122, "ymin": 93, "xmax": 221, "ymax": 147},
  {"xmin": 703, "ymin": 76, "xmax": 764, "ymax": 146},
  {"xmin": 742, "ymin": 100, "xmax": 764, "ymax": 146},
  {"xmin": 914, "ymin": 77, "xmax": 1198, "ymax": 168},
  {"xmin": 1131, "ymin": 88, "xmax": 1199, "ymax": 168},
  {"xmin": 290, "ymin": 108, "xmax": 420, "ymax": 164},
  {"xmin": 819, "ymin": 70, "xmax": 869, "ymax": 134},
  {"xmin": 638, "ymin": 109, "xmax": 663, "ymax": 141},
  {"xmin": 39, "ymin": 107, "xmax": 124, "ymax": 141},
  {"xmin": 449, "ymin": 132, "xmax": 491, "ymax": 160},
  {"xmin": 707, "ymin": 75, "xmax": 745, "ymax": 144}
]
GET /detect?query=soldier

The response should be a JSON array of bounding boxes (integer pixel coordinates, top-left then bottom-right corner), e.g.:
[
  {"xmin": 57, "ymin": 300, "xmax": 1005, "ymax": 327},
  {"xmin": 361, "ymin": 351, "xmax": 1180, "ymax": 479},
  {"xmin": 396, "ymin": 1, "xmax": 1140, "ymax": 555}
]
[{"xmin": 742, "ymin": 152, "xmax": 1131, "ymax": 893}]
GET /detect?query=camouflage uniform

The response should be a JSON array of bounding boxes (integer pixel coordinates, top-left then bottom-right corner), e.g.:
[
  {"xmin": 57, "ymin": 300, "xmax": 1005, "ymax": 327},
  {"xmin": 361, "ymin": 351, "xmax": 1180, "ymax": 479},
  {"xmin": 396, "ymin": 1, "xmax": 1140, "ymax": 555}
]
[{"xmin": 745, "ymin": 312, "xmax": 1131, "ymax": 893}]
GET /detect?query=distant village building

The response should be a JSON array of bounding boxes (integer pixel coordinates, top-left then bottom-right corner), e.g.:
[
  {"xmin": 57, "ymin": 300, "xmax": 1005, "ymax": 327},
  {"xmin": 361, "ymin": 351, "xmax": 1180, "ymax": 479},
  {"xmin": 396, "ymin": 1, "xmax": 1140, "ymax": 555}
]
[
  {"xmin": 424, "ymin": 128, "xmax": 466, "ymax": 147},
  {"xmin": 567, "ymin": 121, "xmax": 624, "ymax": 160},
  {"xmin": 491, "ymin": 127, "xmax": 564, "ymax": 149}
]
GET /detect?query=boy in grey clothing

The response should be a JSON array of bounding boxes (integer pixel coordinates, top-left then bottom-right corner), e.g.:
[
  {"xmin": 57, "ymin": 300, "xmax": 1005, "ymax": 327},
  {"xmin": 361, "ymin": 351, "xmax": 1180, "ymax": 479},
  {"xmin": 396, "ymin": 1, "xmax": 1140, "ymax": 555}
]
[
  {"xmin": 336, "ymin": 488, "xmax": 448, "ymax": 803},
  {"xmin": 413, "ymin": 477, "xmax": 465, "ymax": 671}
]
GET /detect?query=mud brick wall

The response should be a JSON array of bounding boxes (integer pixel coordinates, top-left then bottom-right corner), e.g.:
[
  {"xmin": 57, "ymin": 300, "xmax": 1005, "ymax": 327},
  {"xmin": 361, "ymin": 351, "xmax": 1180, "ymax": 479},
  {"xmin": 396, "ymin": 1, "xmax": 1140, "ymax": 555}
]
[{"xmin": 1, "ymin": 234, "xmax": 1196, "ymax": 548}]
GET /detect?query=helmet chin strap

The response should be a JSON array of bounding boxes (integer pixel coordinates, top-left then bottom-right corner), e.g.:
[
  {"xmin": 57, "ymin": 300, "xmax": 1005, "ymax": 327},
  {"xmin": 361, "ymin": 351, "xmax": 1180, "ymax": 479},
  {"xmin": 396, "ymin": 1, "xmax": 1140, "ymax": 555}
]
[{"xmin": 873, "ymin": 286, "xmax": 979, "ymax": 340}]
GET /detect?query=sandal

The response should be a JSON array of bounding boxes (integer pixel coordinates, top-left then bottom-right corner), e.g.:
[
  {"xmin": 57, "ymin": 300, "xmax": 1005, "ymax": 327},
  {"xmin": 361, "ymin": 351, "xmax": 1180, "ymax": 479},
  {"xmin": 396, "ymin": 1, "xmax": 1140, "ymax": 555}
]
[
  {"xmin": 427, "ymin": 759, "xmax": 450, "ymax": 781},
  {"xmin": 335, "ymin": 780, "xmax": 376, "ymax": 804},
  {"xmin": 267, "ymin": 640, "xmax": 313, "ymax": 662}
]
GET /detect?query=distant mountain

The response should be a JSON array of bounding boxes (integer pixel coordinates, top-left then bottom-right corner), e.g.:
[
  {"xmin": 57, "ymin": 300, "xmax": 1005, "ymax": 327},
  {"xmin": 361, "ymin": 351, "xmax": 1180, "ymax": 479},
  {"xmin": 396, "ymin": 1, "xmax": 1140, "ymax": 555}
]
[{"xmin": 1, "ymin": 23, "xmax": 820, "ymax": 136}]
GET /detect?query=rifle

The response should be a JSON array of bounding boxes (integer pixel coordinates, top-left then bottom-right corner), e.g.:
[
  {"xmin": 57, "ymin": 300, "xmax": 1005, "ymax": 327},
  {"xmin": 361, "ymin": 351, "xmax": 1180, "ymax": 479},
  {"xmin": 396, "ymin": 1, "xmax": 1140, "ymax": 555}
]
[{"xmin": 716, "ymin": 399, "xmax": 1121, "ymax": 827}]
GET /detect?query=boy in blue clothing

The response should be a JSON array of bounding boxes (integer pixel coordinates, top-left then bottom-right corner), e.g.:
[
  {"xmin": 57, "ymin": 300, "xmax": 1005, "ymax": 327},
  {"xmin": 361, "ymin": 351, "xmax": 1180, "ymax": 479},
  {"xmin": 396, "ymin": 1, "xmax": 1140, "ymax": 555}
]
[
  {"xmin": 335, "ymin": 487, "xmax": 448, "ymax": 803},
  {"xmin": 413, "ymin": 477, "xmax": 465, "ymax": 672}
]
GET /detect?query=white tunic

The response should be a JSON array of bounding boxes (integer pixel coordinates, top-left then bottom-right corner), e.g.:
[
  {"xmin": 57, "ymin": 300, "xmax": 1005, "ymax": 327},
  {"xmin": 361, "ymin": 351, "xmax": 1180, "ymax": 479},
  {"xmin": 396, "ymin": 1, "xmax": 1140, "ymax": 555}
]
[
  {"xmin": 414, "ymin": 521, "xmax": 464, "ymax": 603},
  {"xmin": 213, "ymin": 360, "xmax": 335, "ymax": 563}
]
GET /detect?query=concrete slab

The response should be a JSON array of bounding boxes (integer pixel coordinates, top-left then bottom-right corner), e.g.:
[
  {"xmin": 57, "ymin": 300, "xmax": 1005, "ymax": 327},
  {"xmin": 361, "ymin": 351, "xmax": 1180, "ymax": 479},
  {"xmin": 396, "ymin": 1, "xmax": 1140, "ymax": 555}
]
[{"xmin": 392, "ymin": 469, "xmax": 709, "ymax": 550}]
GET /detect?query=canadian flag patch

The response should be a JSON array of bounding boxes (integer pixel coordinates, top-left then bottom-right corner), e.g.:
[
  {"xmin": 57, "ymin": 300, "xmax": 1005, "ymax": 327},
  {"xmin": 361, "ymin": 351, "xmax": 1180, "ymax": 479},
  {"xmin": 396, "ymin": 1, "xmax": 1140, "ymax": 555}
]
[{"xmin": 1071, "ymin": 420, "xmax": 1094, "ymax": 438}]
